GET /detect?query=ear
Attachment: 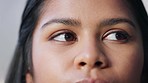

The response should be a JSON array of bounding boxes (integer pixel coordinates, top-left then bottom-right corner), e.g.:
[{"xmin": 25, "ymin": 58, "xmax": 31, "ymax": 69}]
[{"xmin": 26, "ymin": 72, "xmax": 33, "ymax": 83}]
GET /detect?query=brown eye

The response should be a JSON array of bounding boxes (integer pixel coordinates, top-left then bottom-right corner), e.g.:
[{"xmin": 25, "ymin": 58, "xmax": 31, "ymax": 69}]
[
  {"xmin": 103, "ymin": 31, "xmax": 130, "ymax": 42},
  {"xmin": 52, "ymin": 32, "xmax": 76, "ymax": 42}
]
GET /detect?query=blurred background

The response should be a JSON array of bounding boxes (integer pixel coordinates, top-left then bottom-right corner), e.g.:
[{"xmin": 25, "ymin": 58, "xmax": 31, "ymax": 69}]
[
  {"xmin": 0, "ymin": 0, "xmax": 26, "ymax": 83},
  {"xmin": 0, "ymin": 0, "xmax": 148, "ymax": 83}
]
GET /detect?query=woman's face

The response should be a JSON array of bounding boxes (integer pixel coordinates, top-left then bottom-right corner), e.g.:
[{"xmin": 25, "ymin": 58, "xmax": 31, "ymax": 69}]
[{"xmin": 28, "ymin": 0, "xmax": 144, "ymax": 83}]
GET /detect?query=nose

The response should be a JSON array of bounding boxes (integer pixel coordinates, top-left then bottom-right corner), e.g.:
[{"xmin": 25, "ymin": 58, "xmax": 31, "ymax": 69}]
[{"xmin": 74, "ymin": 42, "xmax": 108, "ymax": 70}]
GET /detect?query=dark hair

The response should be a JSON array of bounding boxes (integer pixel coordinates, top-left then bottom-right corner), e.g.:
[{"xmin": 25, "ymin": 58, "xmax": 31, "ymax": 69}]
[
  {"xmin": 5, "ymin": 0, "xmax": 44, "ymax": 83},
  {"xmin": 5, "ymin": 0, "xmax": 148, "ymax": 83}
]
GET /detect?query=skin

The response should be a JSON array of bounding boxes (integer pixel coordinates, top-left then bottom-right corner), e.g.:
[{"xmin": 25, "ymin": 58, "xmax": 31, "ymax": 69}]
[{"xmin": 26, "ymin": 0, "xmax": 144, "ymax": 83}]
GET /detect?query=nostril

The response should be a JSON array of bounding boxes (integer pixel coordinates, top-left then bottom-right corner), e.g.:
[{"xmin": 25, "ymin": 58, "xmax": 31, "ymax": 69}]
[
  {"xmin": 79, "ymin": 62, "xmax": 86, "ymax": 66},
  {"xmin": 94, "ymin": 61, "xmax": 102, "ymax": 67}
]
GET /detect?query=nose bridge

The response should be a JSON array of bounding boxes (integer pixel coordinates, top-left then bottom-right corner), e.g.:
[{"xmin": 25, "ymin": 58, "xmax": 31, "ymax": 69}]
[
  {"xmin": 81, "ymin": 30, "xmax": 99, "ymax": 55},
  {"xmin": 74, "ymin": 35, "xmax": 107, "ymax": 70}
]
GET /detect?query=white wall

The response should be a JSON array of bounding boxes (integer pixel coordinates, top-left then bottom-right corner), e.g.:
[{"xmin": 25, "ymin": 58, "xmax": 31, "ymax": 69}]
[
  {"xmin": 0, "ymin": 0, "xmax": 148, "ymax": 83},
  {"xmin": 0, "ymin": 0, "xmax": 26, "ymax": 83},
  {"xmin": 143, "ymin": 0, "xmax": 148, "ymax": 11}
]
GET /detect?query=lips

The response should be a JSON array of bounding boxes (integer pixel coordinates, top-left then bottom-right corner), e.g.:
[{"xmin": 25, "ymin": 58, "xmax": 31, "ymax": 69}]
[{"xmin": 75, "ymin": 78, "xmax": 108, "ymax": 83}]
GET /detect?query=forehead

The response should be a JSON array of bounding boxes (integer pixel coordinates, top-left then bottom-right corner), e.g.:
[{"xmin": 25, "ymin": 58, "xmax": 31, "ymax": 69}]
[
  {"xmin": 42, "ymin": 0, "xmax": 131, "ymax": 12},
  {"xmin": 37, "ymin": 0, "xmax": 135, "ymax": 28},
  {"xmin": 41, "ymin": 0, "xmax": 132, "ymax": 17}
]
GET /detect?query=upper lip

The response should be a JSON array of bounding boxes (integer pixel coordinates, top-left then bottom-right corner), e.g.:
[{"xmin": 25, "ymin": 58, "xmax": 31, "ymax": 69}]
[{"xmin": 75, "ymin": 78, "xmax": 108, "ymax": 83}]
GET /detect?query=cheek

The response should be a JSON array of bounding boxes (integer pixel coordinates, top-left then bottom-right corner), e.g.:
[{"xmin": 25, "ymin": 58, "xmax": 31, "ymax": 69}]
[
  {"xmin": 32, "ymin": 42, "xmax": 75, "ymax": 83},
  {"xmin": 108, "ymin": 44, "xmax": 144, "ymax": 82}
]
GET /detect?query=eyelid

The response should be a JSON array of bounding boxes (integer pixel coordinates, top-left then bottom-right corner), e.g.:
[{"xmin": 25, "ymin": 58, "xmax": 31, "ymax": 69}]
[
  {"xmin": 48, "ymin": 29, "xmax": 77, "ymax": 41},
  {"xmin": 102, "ymin": 29, "xmax": 131, "ymax": 42},
  {"xmin": 48, "ymin": 29, "xmax": 69, "ymax": 40}
]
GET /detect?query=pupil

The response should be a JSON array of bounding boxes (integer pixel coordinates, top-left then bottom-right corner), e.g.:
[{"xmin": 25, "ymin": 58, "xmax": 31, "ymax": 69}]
[
  {"xmin": 116, "ymin": 32, "xmax": 127, "ymax": 40},
  {"xmin": 65, "ymin": 33, "xmax": 74, "ymax": 41}
]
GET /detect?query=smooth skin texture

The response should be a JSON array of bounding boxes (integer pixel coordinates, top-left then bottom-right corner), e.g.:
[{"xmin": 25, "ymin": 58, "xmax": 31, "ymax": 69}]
[{"xmin": 27, "ymin": 0, "xmax": 144, "ymax": 83}]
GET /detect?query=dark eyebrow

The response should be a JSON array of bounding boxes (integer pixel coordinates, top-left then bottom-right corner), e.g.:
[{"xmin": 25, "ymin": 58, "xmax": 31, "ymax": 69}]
[
  {"xmin": 42, "ymin": 18, "xmax": 81, "ymax": 28},
  {"xmin": 99, "ymin": 18, "xmax": 136, "ymax": 28},
  {"xmin": 41, "ymin": 18, "xmax": 136, "ymax": 29}
]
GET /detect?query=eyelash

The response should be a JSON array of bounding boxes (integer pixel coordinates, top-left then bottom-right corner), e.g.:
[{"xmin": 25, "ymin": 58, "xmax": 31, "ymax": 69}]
[
  {"xmin": 49, "ymin": 29, "xmax": 131, "ymax": 44},
  {"xmin": 49, "ymin": 30, "xmax": 77, "ymax": 42},
  {"xmin": 102, "ymin": 30, "xmax": 131, "ymax": 43}
]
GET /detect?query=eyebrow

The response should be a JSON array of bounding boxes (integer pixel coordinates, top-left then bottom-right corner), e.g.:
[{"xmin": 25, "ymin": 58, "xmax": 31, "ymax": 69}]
[
  {"xmin": 41, "ymin": 18, "xmax": 135, "ymax": 29},
  {"xmin": 99, "ymin": 18, "xmax": 136, "ymax": 28},
  {"xmin": 42, "ymin": 18, "xmax": 81, "ymax": 28}
]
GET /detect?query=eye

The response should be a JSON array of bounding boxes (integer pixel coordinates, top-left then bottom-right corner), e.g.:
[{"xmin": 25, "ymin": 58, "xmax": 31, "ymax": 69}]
[
  {"xmin": 50, "ymin": 31, "xmax": 77, "ymax": 42},
  {"xmin": 103, "ymin": 30, "xmax": 131, "ymax": 42}
]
